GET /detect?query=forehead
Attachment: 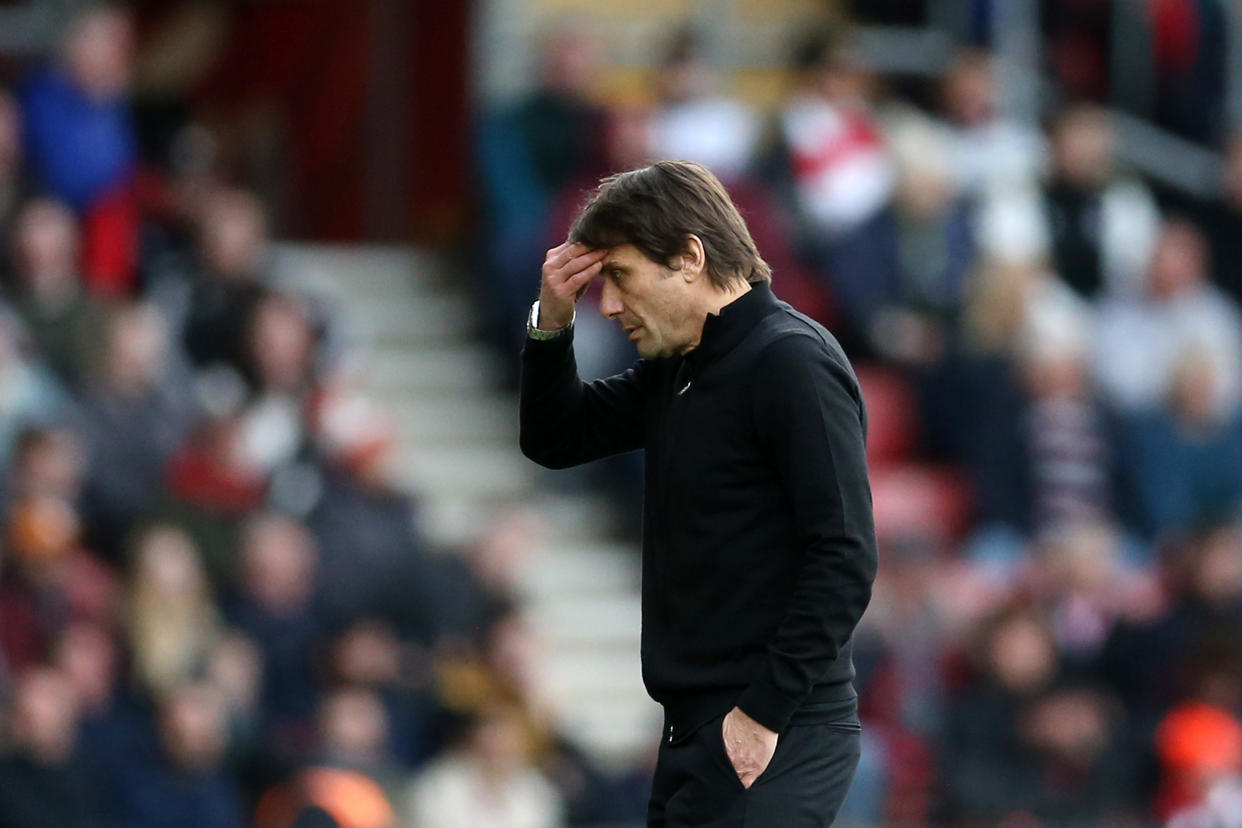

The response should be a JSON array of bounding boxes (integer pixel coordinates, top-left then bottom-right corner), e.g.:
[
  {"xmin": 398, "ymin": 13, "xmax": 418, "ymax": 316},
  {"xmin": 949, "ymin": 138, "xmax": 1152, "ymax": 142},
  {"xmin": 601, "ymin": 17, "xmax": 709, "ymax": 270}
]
[{"xmin": 603, "ymin": 243, "xmax": 659, "ymax": 270}]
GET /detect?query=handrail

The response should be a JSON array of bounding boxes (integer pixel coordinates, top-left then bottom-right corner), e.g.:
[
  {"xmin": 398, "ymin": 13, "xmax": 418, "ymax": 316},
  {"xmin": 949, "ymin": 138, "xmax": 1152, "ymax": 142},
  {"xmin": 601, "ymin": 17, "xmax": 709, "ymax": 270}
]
[
  {"xmin": 1111, "ymin": 110, "xmax": 1223, "ymax": 199},
  {"xmin": 0, "ymin": 1, "xmax": 66, "ymax": 57}
]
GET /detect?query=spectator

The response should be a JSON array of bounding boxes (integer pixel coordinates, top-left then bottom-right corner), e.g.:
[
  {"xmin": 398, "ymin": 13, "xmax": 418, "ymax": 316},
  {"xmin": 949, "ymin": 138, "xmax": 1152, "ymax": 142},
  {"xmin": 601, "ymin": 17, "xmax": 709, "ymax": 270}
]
[
  {"xmin": 76, "ymin": 303, "xmax": 191, "ymax": 554},
  {"xmin": 847, "ymin": 535, "xmax": 962, "ymax": 824},
  {"xmin": 1034, "ymin": 521, "xmax": 1137, "ymax": 666},
  {"xmin": 182, "ymin": 188, "xmax": 272, "ymax": 374},
  {"xmin": 252, "ymin": 689, "xmax": 400, "ymax": 828},
  {"xmin": 228, "ymin": 513, "xmax": 322, "ymax": 739},
  {"xmin": 0, "ymin": 310, "xmax": 72, "ymax": 468},
  {"xmin": 938, "ymin": 49, "xmax": 1047, "ymax": 195},
  {"xmin": 1014, "ymin": 681, "xmax": 1134, "ymax": 821},
  {"xmin": 1120, "ymin": 349, "xmax": 1242, "ymax": 537},
  {"xmin": 875, "ymin": 112, "xmax": 976, "ymax": 364},
  {"xmin": 980, "ymin": 315, "xmax": 1121, "ymax": 533},
  {"xmin": 203, "ymin": 630, "xmax": 265, "ymax": 763},
  {"xmin": 327, "ymin": 620, "xmax": 444, "ymax": 767},
  {"xmin": 403, "ymin": 704, "xmax": 564, "ymax": 828},
  {"xmin": 476, "ymin": 24, "xmax": 606, "ymax": 351},
  {"xmin": 856, "ymin": 535, "xmax": 955, "ymax": 734},
  {"xmin": 4, "ymin": 423, "xmax": 84, "ymax": 510},
  {"xmin": 117, "ymin": 682, "xmax": 244, "ymax": 828},
  {"xmin": 52, "ymin": 621, "xmax": 139, "ymax": 824},
  {"xmin": 0, "ymin": 489, "xmax": 115, "ymax": 675},
  {"xmin": 1041, "ymin": 104, "xmax": 1159, "ymax": 299},
  {"xmin": 938, "ymin": 604, "xmax": 1063, "ymax": 821},
  {"xmin": 315, "ymin": 687, "xmax": 405, "ymax": 795},
  {"xmin": 959, "ymin": 256, "xmax": 1098, "ymax": 529},
  {"xmin": 0, "ymin": 427, "xmax": 88, "ymax": 669},
  {"xmin": 0, "ymin": 666, "xmax": 97, "ymax": 827},
  {"xmin": 19, "ymin": 5, "xmax": 134, "ymax": 211},
  {"xmin": 309, "ymin": 395, "xmax": 435, "ymax": 635},
  {"xmin": 126, "ymin": 525, "xmax": 220, "ymax": 697},
  {"xmin": 233, "ymin": 293, "xmax": 318, "ymax": 478},
  {"xmin": 426, "ymin": 508, "xmax": 543, "ymax": 644},
  {"xmin": 773, "ymin": 30, "xmax": 898, "ymax": 344},
  {"xmin": 1094, "ymin": 219, "xmax": 1242, "ymax": 421},
  {"xmin": 160, "ymin": 399, "xmax": 265, "ymax": 579},
  {"xmin": 250, "ymin": 688, "xmax": 404, "ymax": 828},
  {"xmin": 1101, "ymin": 525, "xmax": 1242, "ymax": 736},
  {"xmin": 19, "ymin": 5, "xmax": 139, "ymax": 294},
  {"xmin": 10, "ymin": 199, "xmax": 106, "ymax": 386},
  {"xmin": 647, "ymin": 27, "xmax": 760, "ymax": 183},
  {"xmin": 141, "ymin": 123, "xmax": 227, "ymax": 286}
]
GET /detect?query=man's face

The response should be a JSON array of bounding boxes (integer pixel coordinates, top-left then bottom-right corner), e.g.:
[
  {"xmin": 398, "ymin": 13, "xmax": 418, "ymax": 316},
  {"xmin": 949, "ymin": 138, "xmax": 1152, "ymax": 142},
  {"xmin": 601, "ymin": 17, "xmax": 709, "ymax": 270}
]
[
  {"xmin": 1053, "ymin": 111, "xmax": 1113, "ymax": 186},
  {"xmin": 597, "ymin": 244, "xmax": 698, "ymax": 359}
]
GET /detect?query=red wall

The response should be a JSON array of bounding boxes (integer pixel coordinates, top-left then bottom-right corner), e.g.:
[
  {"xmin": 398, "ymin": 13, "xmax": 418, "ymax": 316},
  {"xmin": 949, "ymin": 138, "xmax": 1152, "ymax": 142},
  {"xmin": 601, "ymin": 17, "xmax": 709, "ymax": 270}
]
[{"xmin": 192, "ymin": 0, "xmax": 471, "ymax": 243}]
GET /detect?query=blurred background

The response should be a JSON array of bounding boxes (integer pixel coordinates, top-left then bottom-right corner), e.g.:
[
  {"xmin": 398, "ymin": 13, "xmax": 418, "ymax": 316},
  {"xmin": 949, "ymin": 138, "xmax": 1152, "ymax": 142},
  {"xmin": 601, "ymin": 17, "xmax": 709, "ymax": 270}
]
[{"xmin": 1, "ymin": 0, "xmax": 1242, "ymax": 826}]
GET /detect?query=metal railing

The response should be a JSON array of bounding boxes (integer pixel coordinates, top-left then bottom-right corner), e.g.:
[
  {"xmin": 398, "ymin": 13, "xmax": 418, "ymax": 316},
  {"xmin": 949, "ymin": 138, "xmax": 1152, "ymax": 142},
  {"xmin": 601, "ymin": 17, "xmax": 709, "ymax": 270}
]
[{"xmin": 0, "ymin": 0, "xmax": 77, "ymax": 57}]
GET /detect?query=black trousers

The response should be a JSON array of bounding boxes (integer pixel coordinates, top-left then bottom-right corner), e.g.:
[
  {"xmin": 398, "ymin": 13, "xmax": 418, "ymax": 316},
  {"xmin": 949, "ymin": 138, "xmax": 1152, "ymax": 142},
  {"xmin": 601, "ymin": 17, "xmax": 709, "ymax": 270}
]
[{"xmin": 647, "ymin": 711, "xmax": 861, "ymax": 827}]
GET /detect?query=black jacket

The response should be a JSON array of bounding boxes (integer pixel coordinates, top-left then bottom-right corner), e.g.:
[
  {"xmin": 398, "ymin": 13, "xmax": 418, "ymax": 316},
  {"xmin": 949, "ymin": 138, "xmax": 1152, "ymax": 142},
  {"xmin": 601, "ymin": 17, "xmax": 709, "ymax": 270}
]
[{"xmin": 520, "ymin": 282, "xmax": 877, "ymax": 736}]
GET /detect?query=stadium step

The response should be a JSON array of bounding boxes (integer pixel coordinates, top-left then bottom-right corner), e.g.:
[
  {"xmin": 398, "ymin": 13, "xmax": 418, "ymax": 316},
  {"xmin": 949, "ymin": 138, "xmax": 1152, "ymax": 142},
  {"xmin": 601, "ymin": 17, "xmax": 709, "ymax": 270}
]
[
  {"xmin": 388, "ymin": 394, "xmax": 517, "ymax": 444},
  {"xmin": 398, "ymin": 444, "xmax": 535, "ymax": 498},
  {"xmin": 364, "ymin": 346, "xmax": 503, "ymax": 394},
  {"xmin": 514, "ymin": 541, "xmax": 639, "ymax": 598}
]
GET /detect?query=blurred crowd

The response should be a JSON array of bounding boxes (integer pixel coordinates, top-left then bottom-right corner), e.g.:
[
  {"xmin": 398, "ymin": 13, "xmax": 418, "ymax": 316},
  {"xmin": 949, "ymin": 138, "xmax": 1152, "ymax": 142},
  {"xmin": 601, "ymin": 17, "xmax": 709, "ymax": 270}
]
[
  {"xmin": 475, "ymin": 15, "xmax": 1242, "ymax": 828},
  {"xmin": 0, "ymin": 7, "xmax": 658, "ymax": 828},
  {"xmin": 7, "ymin": 2, "xmax": 1242, "ymax": 827}
]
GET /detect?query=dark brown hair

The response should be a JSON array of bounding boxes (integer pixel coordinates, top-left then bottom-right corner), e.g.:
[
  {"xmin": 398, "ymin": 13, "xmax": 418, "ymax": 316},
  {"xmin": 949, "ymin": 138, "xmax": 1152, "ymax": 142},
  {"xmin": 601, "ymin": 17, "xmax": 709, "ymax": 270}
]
[{"xmin": 569, "ymin": 160, "xmax": 772, "ymax": 290}]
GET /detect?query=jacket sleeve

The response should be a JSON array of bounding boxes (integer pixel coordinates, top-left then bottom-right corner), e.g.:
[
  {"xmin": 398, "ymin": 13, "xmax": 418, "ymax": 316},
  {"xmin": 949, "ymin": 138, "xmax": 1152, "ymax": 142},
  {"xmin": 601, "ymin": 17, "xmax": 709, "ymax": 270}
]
[
  {"xmin": 735, "ymin": 333, "xmax": 878, "ymax": 733},
  {"xmin": 519, "ymin": 330, "xmax": 648, "ymax": 469}
]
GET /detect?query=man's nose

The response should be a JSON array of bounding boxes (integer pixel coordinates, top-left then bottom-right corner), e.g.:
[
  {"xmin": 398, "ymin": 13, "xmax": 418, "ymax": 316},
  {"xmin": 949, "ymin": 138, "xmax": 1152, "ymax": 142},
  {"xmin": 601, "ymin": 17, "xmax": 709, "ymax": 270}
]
[{"xmin": 599, "ymin": 280, "xmax": 623, "ymax": 319}]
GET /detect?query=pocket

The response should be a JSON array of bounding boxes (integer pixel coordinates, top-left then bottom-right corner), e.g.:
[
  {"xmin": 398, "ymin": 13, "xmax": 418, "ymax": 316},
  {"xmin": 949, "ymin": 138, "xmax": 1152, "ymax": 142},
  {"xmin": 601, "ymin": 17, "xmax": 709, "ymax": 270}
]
[
  {"xmin": 823, "ymin": 720, "xmax": 862, "ymax": 734},
  {"xmin": 706, "ymin": 713, "xmax": 792, "ymax": 793},
  {"xmin": 702, "ymin": 714, "xmax": 748, "ymax": 794}
]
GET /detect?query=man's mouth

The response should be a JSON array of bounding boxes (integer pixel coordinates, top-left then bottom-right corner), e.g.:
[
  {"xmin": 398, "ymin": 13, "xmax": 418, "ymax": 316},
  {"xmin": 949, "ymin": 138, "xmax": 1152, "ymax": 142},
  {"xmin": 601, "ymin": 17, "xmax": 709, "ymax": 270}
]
[{"xmin": 624, "ymin": 326, "xmax": 642, "ymax": 340}]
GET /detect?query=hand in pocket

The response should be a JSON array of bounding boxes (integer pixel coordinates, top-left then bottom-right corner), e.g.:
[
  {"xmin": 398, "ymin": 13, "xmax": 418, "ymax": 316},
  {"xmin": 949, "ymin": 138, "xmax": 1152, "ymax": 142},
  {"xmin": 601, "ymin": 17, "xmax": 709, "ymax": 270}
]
[{"xmin": 721, "ymin": 706, "xmax": 778, "ymax": 789}]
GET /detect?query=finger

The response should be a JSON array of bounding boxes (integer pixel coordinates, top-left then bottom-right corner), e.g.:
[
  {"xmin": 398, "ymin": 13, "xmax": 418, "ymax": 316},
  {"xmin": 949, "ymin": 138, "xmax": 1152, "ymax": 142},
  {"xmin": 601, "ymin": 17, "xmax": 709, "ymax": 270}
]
[
  {"xmin": 542, "ymin": 241, "xmax": 572, "ymax": 267},
  {"xmin": 559, "ymin": 246, "xmax": 607, "ymax": 276},
  {"xmin": 544, "ymin": 251, "xmax": 586, "ymax": 290},
  {"xmin": 563, "ymin": 259, "xmax": 602, "ymax": 294},
  {"xmin": 546, "ymin": 241, "xmax": 592, "ymax": 269},
  {"xmin": 554, "ymin": 253, "xmax": 604, "ymax": 287},
  {"xmin": 546, "ymin": 259, "xmax": 600, "ymax": 302}
]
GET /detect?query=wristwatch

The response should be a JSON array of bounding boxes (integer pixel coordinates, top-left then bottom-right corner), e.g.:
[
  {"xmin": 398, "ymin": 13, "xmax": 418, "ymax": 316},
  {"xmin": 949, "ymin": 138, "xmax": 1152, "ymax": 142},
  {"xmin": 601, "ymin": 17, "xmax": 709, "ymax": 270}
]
[{"xmin": 527, "ymin": 301, "xmax": 574, "ymax": 341}]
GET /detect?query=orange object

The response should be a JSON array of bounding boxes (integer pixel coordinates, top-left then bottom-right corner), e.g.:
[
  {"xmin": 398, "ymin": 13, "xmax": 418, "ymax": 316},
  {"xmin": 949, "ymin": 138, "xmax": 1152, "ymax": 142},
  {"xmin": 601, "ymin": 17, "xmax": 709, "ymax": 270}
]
[
  {"xmin": 255, "ymin": 767, "xmax": 395, "ymax": 828},
  {"xmin": 1155, "ymin": 701, "xmax": 1242, "ymax": 817}
]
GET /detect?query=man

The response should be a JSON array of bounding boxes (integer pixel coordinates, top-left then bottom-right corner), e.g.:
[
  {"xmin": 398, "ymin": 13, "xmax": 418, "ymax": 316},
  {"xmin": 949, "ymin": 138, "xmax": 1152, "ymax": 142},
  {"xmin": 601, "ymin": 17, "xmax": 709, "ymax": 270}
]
[{"xmin": 520, "ymin": 160, "xmax": 877, "ymax": 826}]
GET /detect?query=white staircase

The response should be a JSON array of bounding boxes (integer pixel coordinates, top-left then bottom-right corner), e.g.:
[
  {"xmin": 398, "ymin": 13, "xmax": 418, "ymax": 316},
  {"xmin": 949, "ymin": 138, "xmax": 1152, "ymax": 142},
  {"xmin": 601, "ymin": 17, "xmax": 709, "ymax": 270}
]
[{"xmin": 276, "ymin": 243, "xmax": 661, "ymax": 768}]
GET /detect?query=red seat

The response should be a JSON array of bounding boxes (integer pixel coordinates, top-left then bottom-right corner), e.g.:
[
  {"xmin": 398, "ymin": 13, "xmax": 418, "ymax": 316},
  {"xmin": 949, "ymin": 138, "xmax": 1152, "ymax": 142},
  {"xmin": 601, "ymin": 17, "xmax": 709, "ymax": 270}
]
[
  {"xmin": 870, "ymin": 463, "xmax": 972, "ymax": 543},
  {"xmin": 855, "ymin": 365, "xmax": 918, "ymax": 470}
]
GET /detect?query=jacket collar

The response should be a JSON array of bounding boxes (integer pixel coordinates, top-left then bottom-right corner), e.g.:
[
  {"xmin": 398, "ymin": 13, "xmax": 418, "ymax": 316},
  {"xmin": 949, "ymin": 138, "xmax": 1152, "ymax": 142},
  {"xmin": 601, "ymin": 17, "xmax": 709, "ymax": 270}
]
[{"xmin": 685, "ymin": 281, "xmax": 781, "ymax": 366}]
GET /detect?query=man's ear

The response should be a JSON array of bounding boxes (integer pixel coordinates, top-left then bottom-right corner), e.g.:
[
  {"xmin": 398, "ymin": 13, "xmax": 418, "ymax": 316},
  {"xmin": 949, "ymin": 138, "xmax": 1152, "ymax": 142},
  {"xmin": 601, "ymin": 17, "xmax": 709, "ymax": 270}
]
[{"xmin": 681, "ymin": 234, "xmax": 706, "ymax": 283}]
